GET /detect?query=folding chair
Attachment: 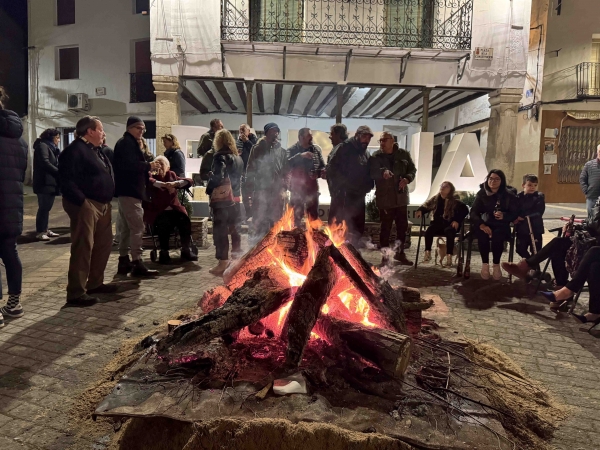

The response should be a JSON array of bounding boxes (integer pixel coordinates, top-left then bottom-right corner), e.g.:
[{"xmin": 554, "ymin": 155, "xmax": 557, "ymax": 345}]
[
  {"xmin": 533, "ymin": 226, "xmax": 563, "ymax": 293},
  {"xmin": 414, "ymin": 214, "xmax": 463, "ymax": 270}
]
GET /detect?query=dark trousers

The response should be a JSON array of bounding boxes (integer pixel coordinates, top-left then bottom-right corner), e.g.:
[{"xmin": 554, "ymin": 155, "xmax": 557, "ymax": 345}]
[
  {"xmin": 516, "ymin": 232, "xmax": 542, "ymax": 260},
  {"xmin": 566, "ymin": 246, "xmax": 600, "ymax": 313},
  {"xmin": 379, "ymin": 206, "xmax": 408, "ymax": 250},
  {"xmin": 339, "ymin": 192, "xmax": 366, "ymax": 246},
  {"xmin": 425, "ymin": 220, "xmax": 457, "ymax": 255},
  {"xmin": 153, "ymin": 210, "xmax": 192, "ymax": 251},
  {"xmin": 0, "ymin": 236, "xmax": 22, "ymax": 297},
  {"xmin": 477, "ymin": 225, "xmax": 511, "ymax": 264},
  {"xmin": 290, "ymin": 189, "xmax": 319, "ymax": 228},
  {"xmin": 213, "ymin": 203, "xmax": 242, "ymax": 260},
  {"xmin": 328, "ymin": 194, "xmax": 343, "ymax": 226},
  {"xmin": 526, "ymin": 236, "xmax": 572, "ymax": 286},
  {"xmin": 242, "ymin": 179, "xmax": 252, "ymax": 220},
  {"xmin": 36, "ymin": 193, "xmax": 56, "ymax": 233}
]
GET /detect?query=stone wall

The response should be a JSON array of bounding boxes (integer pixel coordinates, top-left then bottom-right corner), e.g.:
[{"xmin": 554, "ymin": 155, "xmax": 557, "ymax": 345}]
[{"xmin": 191, "ymin": 218, "xmax": 210, "ymax": 249}]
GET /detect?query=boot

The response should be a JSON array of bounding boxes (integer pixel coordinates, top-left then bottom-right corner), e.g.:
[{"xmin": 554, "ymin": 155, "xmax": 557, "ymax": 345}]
[
  {"xmin": 117, "ymin": 256, "xmax": 133, "ymax": 275},
  {"xmin": 158, "ymin": 250, "xmax": 171, "ymax": 265},
  {"xmin": 209, "ymin": 260, "xmax": 229, "ymax": 276},
  {"xmin": 394, "ymin": 251, "xmax": 414, "ymax": 266},
  {"xmin": 131, "ymin": 259, "xmax": 159, "ymax": 277},
  {"xmin": 181, "ymin": 247, "xmax": 198, "ymax": 262},
  {"xmin": 423, "ymin": 250, "xmax": 431, "ymax": 263},
  {"xmin": 501, "ymin": 259, "xmax": 530, "ymax": 280}
]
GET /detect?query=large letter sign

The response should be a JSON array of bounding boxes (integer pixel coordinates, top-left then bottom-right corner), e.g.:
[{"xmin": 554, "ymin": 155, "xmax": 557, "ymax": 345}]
[{"xmin": 408, "ymin": 132, "xmax": 434, "ymax": 205}]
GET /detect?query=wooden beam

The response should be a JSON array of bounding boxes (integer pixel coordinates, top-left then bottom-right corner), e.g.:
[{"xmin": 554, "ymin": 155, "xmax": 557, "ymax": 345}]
[
  {"xmin": 196, "ymin": 81, "xmax": 222, "ymax": 110},
  {"xmin": 236, "ymin": 82, "xmax": 247, "ymax": 110},
  {"xmin": 274, "ymin": 84, "xmax": 283, "ymax": 115},
  {"xmin": 180, "ymin": 85, "xmax": 209, "ymax": 114},
  {"xmin": 213, "ymin": 81, "xmax": 237, "ymax": 110},
  {"xmin": 423, "ymin": 92, "xmax": 485, "ymax": 119},
  {"xmin": 330, "ymin": 86, "xmax": 359, "ymax": 118},
  {"xmin": 303, "ymin": 86, "xmax": 324, "ymax": 116},
  {"xmin": 335, "ymin": 85, "xmax": 344, "ymax": 123},
  {"xmin": 287, "ymin": 85, "xmax": 303, "ymax": 115},
  {"xmin": 421, "ymin": 89, "xmax": 431, "ymax": 131},
  {"xmin": 256, "ymin": 83, "xmax": 265, "ymax": 113},
  {"xmin": 400, "ymin": 90, "xmax": 454, "ymax": 120},
  {"xmin": 371, "ymin": 89, "xmax": 411, "ymax": 118},
  {"xmin": 314, "ymin": 87, "xmax": 338, "ymax": 116},
  {"xmin": 359, "ymin": 87, "xmax": 393, "ymax": 117},
  {"xmin": 346, "ymin": 88, "xmax": 377, "ymax": 117},
  {"xmin": 246, "ymin": 81, "xmax": 255, "ymax": 128},
  {"xmin": 384, "ymin": 91, "xmax": 424, "ymax": 119}
]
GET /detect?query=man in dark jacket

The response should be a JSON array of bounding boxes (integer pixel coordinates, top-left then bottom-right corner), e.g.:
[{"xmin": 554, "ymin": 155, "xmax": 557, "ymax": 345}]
[
  {"xmin": 370, "ymin": 131, "xmax": 417, "ymax": 265},
  {"xmin": 197, "ymin": 118, "xmax": 223, "ymax": 157},
  {"xmin": 33, "ymin": 128, "xmax": 61, "ymax": 241},
  {"xmin": 326, "ymin": 123, "xmax": 348, "ymax": 225},
  {"xmin": 286, "ymin": 128, "xmax": 325, "ymax": 228},
  {"xmin": 237, "ymin": 124, "xmax": 257, "ymax": 220},
  {"xmin": 0, "ymin": 91, "xmax": 28, "ymax": 323},
  {"xmin": 114, "ymin": 116, "xmax": 160, "ymax": 276},
  {"xmin": 199, "ymin": 148, "xmax": 215, "ymax": 185},
  {"xmin": 514, "ymin": 174, "xmax": 545, "ymax": 262},
  {"xmin": 59, "ymin": 116, "xmax": 116, "ymax": 306},
  {"xmin": 245, "ymin": 123, "xmax": 287, "ymax": 239},
  {"xmin": 326, "ymin": 125, "xmax": 374, "ymax": 246}
]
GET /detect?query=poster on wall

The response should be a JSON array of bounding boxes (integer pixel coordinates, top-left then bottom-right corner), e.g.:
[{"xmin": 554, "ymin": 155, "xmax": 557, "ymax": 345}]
[
  {"xmin": 543, "ymin": 153, "xmax": 558, "ymax": 164},
  {"xmin": 544, "ymin": 165, "xmax": 552, "ymax": 175},
  {"xmin": 544, "ymin": 140, "xmax": 555, "ymax": 153}
]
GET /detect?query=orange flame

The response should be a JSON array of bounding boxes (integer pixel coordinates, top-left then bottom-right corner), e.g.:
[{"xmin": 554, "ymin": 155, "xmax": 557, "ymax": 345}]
[{"xmin": 323, "ymin": 220, "xmax": 348, "ymax": 247}]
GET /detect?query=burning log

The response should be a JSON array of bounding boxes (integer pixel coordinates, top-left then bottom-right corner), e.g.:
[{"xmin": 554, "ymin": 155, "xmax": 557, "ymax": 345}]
[
  {"xmin": 160, "ymin": 267, "xmax": 294, "ymax": 352},
  {"xmin": 314, "ymin": 316, "xmax": 412, "ymax": 379},
  {"xmin": 276, "ymin": 229, "xmax": 309, "ymax": 273},
  {"xmin": 198, "ymin": 285, "xmax": 232, "ymax": 313},
  {"xmin": 284, "ymin": 246, "xmax": 339, "ymax": 369}
]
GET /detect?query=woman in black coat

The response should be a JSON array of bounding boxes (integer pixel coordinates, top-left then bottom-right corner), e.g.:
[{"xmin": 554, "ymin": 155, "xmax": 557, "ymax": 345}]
[
  {"xmin": 470, "ymin": 169, "xmax": 519, "ymax": 281},
  {"xmin": 0, "ymin": 88, "xmax": 28, "ymax": 322},
  {"xmin": 161, "ymin": 133, "xmax": 186, "ymax": 178},
  {"xmin": 33, "ymin": 128, "xmax": 61, "ymax": 240}
]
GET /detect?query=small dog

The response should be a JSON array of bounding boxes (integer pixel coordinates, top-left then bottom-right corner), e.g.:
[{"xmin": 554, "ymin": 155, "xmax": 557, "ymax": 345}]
[{"xmin": 435, "ymin": 237, "xmax": 459, "ymax": 267}]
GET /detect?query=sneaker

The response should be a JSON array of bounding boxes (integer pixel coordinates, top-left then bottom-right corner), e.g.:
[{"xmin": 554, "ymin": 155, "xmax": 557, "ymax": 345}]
[
  {"xmin": 46, "ymin": 230, "xmax": 60, "ymax": 237},
  {"xmin": 481, "ymin": 263, "xmax": 490, "ymax": 280},
  {"xmin": 423, "ymin": 250, "xmax": 432, "ymax": 263},
  {"xmin": 394, "ymin": 251, "xmax": 414, "ymax": 266},
  {"xmin": 1, "ymin": 304, "xmax": 24, "ymax": 318},
  {"xmin": 0, "ymin": 313, "xmax": 4, "ymax": 328},
  {"xmin": 493, "ymin": 264, "xmax": 502, "ymax": 281},
  {"xmin": 131, "ymin": 260, "xmax": 159, "ymax": 277},
  {"xmin": 37, "ymin": 233, "xmax": 50, "ymax": 241},
  {"xmin": 181, "ymin": 248, "xmax": 198, "ymax": 262},
  {"xmin": 87, "ymin": 284, "xmax": 119, "ymax": 295},
  {"xmin": 66, "ymin": 294, "xmax": 98, "ymax": 306}
]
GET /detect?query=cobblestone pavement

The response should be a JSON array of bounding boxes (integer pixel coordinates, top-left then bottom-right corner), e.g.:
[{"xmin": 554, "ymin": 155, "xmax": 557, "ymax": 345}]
[{"xmin": 0, "ymin": 197, "xmax": 598, "ymax": 449}]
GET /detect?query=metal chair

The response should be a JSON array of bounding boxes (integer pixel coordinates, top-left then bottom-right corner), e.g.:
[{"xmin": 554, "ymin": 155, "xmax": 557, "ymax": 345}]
[
  {"xmin": 414, "ymin": 214, "xmax": 463, "ymax": 270},
  {"xmin": 532, "ymin": 226, "xmax": 564, "ymax": 293}
]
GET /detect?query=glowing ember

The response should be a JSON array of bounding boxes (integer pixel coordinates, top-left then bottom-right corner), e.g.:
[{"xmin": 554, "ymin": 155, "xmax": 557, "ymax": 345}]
[
  {"xmin": 321, "ymin": 304, "xmax": 330, "ymax": 314},
  {"xmin": 310, "ymin": 332, "xmax": 321, "ymax": 340},
  {"xmin": 277, "ymin": 300, "xmax": 293, "ymax": 328},
  {"xmin": 323, "ymin": 220, "xmax": 348, "ymax": 247}
]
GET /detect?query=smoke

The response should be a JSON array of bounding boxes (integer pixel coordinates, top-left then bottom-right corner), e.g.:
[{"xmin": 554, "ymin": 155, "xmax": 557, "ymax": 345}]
[{"xmin": 377, "ymin": 240, "xmax": 403, "ymax": 281}]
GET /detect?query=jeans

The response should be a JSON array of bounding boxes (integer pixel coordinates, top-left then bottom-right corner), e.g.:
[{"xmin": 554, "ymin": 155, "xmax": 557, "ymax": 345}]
[
  {"xmin": 425, "ymin": 220, "xmax": 458, "ymax": 255},
  {"xmin": 153, "ymin": 210, "xmax": 192, "ymax": 251},
  {"xmin": 566, "ymin": 246, "xmax": 600, "ymax": 313},
  {"xmin": 0, "ymin": 236, "xmax": 22, "ymax": 298},
  {"xmin": 587, "ymin": 198, "xmax": 596, "ymax": 221},
  {"xmin": 213, "ymin": 204, "xmax": 242, "ymax": 260},
  {"xmin": 526, "ymin": 236, "xmax": 572, "ymax": 286},
  {"xmin": 118, "ymin": 197, "xmax": 145, "ymax": 261},
  {"xmin": 36, "ymin": 194, "xmax": 56, "ymax": 233},
  {"xmin": 477, "ymin": 224, "xmax": 511, "ymax": 264},
  {"xmin": 290, "ymin": 189, "xmax": 319, "ymax": 228},
  {"xmin": 379, "ymin": 206, "xmax": 408, "ymax": 250}
]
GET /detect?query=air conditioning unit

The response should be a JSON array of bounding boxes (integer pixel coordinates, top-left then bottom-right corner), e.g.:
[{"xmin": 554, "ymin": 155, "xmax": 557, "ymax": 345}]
[{"xmin": 67, "ymin": 93, "xmax": 89, "ymax": 111}]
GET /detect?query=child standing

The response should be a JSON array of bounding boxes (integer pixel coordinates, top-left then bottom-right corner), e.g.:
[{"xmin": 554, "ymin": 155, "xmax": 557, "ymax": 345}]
[{"xmin": 514, "ymin": 174, "xmax": 545, "ymax": 262}]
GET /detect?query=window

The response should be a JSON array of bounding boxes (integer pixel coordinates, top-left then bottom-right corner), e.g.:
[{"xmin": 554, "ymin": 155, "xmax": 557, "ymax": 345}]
[
  {"xmin": 144, "ymin": 120, "xmax": 156, "ymax": 155},
  {"xmin": 57, "ymin": 0, "xmax": 75, "ymax": 26},
  {"xmin": 58, "ymin": 47, "xmax": 79, "ymax": 80},
  {"xmin": 59, "ymin": 127, "xmax": 75, "ymax": 150},
  {"xmin": 135, "ymin": 0, "xmax": 150, "ymax": 14},
  {"xmin": 557, "ymin": 126, "xmax": 600, "ymax": 183}
]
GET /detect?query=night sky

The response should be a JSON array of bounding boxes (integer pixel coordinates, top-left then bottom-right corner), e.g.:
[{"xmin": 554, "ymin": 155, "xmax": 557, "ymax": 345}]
[{"xmin": 0, "ymin": 0, "xmax": 28, "ymax": 117}]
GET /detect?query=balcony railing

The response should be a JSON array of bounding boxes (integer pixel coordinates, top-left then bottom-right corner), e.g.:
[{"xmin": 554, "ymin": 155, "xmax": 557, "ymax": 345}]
[
  {"xmin": 577, "ymin": 62, "xmax": 600, "ymax": 98},
  {"xmin": 221, "ymin": 0, "xmax": 473, "ymax": 50},
  {"xmin": 130, "ymin": 73, "xmax": 156, "ymax": 103}
]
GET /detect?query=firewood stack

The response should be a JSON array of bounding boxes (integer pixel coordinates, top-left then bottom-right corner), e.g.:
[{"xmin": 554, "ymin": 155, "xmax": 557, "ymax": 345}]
[{"xmin": 161, "ymin": 218, "xmax": 433, "ymax": 380}]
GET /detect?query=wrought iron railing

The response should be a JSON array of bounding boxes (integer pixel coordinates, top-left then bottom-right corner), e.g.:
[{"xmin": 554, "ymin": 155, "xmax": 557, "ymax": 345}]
[
  {"xmin": 577, "ymin": 62, "xmax": 600, "ymax": 98},
  {"xmin": 221, "ymin": 0, "xmax": 473, "ymax": 50},
  {"xmin": 130, "ymin": 73, "xmax": 156, "ymax": 103}
]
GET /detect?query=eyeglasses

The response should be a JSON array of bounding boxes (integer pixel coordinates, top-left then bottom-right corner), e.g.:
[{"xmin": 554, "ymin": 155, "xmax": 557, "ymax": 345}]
[{"xmin": 488, "ymin": 177, "xmax": 501, "ymax": 182}]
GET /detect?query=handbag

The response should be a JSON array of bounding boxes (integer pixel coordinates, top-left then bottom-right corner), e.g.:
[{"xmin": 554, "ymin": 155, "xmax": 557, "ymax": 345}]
[{"xmin": 209, "ymin": 176, "xmax": 235, "ymax": 208}]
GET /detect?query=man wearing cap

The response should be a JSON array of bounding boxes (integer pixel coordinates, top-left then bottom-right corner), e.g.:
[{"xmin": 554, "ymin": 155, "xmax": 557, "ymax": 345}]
[
  {"xmin": 114, "ymin": 116, "xmax": 161, "ymax": 276},
  {"xmin": 245, "ymin": 123, "xmax": 288, "ymax": 238},
  {"xmin": 327, "ymin": 126, "xmax": 375, "ymax": 246},
  {"xmin": 370, "ymin": 131, "xmax": 416, "ymax": 266},
  {"xmin": 326, "ymin": 123, "xmax": 349, "ymax": 225}
]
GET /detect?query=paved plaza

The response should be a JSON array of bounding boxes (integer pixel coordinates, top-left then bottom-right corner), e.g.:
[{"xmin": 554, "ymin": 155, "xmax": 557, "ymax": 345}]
[{"xmin": 0, "ymin": 196, "xmax": 598, "ymax": 450}]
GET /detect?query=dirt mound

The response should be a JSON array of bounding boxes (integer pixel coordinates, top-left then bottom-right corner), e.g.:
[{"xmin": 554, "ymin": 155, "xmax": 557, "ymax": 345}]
[{"xmin": 467, "ymin": 341, "xmax": 569, "ymax": 450}]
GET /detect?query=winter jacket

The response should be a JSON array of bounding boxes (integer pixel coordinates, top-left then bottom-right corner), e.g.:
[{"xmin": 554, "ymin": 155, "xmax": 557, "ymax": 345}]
[
  {"xmin": 0, "ymin": 109, "xmax": 28, "ymax": 238},
  {"xmin": 326, "ymin": 143, "xmax": 342, "ymax": 195},
  {"xmin": 418, "ymin": 194, "xmax": 469, "ymax": 225},
  {"xmin": 580, "ymin": 159, "xmax": 600, "ymax": 201},
  {"xmin": 236, "ymin": 133, "xmax": 258, "ymax": 171},
  {"xmin": 164, "ymin": 147, "xmax": 186, "ymax": 178},
  {"xmin": 114, "ymin": 132, "xmax": 152, "ymax": 200},
  {"xmin": 143, "ymin": 171, "xmax": 192, "ymax": 225},
  {"xmin": 515, "ymin": 191, "xmax": 545, "ymax": 236},
  {"xmin": 326, "ymin": 137, "xmax": 373, "ymax": 198},
  {"xmin": 245, "ymin": 137, "xmax": 288, "ymax": 194},
  {"xmin": 470, "ymin": 183, "xmax": 519, "ymax": 228},
  {"xmin": 197, "ymin": 130, "xmax": 215, "ymax": 157},
  {"xmin": 206, "ymin": 146, "xmax": 244, "ymax": 199},
  {"xmin": 369, "ymin": 144, "xmax": 416, "ymax": 209},
  {"xmin": 286, "ymin": 142, "xmax": 325, "ymax": 195},
  {"xmin": 200, "ymin": 149, "xmax": 214, "ymax": 182},
  {"xmin": 58, "ymin": 138, "xmax": 114, "ymax": 207},
  {"xmin": 33, "ymin": 139, "xmax": 60, "ymax": 195},
  {"xmin": 102, "ymin": 145, "xmax": 114, "ymax": 166}
]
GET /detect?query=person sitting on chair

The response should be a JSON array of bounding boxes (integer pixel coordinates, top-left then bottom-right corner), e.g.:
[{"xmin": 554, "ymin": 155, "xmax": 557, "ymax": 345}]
[
  {"xmin": 415, "ymin": 181, "xmax": 468, "ymax": 267},
  {"xmin": 470, "ymin": 169, "xmax": 519, "ymax": 280},
  {"xmin": 143, "ymin": 156, "xmax": 198, "ymax": 264}
]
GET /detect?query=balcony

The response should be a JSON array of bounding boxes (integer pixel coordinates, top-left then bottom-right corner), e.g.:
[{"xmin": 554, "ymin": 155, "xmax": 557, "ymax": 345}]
[
  {"xmin": 221, "ymin": 0, "xmax": 473, "ymax": 51},
  {"xmin": 577, "ymin": 62, "xmax": 600, "ymax": 98},
  {"xmin": 130, "ymin": 72, "xmax": 156, "ymax": 103}
]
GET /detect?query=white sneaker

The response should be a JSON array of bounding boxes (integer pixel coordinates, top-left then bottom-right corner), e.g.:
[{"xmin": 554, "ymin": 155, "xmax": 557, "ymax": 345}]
[
  {"xmin": 481, "ymin": 264, "xmax": 490, "ymax": 280},
  {"xmin": 46, "ymin": 230, "xmax": 59, "ymax": 237},
  {"xmin": 37, "ymin": 233, "xmax": 50, "ymax": 241},
  {"xmin": 493, "ymin": 264, "xmax": 502, "ymax": 281},
  {"xmin": 423, "ymin": 251, "xmax": 431, "ymax": 263},
  {"xmin": 0, "ymin": 312, "xmax": 4, "ymax": 328}
]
